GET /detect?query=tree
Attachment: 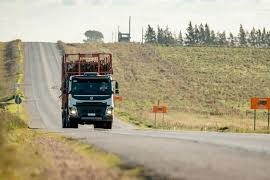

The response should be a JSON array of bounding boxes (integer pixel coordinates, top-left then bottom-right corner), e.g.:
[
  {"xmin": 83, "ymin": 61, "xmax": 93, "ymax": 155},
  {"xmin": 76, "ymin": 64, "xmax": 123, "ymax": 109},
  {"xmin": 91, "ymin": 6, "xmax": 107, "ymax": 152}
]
[
  {"xmin": 210, "ymin": 30, "xmax": 216, "ymax": 45},
  {"xmin": 249, "ymin": 27, "xmax": 256, "ymax": 46},
  {"xmin": 204, "ymin": 24, "xmax": 211, "ymax": 44},
  {"xmin": 217, "ymin": 31, "xmax": 227, "ymax": 46},
  {"xmin": 157, "ymin": 26, "xmax": 176, "ymax": 45},
  {"xmin": 178, "ymin": 31, "xmax": 183, "ymax": 45},
  {"xmin": 145, "ymin": 25, "xmax": 157, "ymax": 43},
  {"xmin": 185, "ymin": 21, "xmax": 195, "ymax": 45},
  {"xmin": 266, "ymin": 31, "xmax": 270, "ymax": 47},
  {"xmin": 256, "ymin": 29, "xmax": 262, "ymax": 46},
  {"xmin": 84, "ymin": 30, "xmax": 104, "ymax": 43},
  {"xmin": 198, "ymin": 24, "xmax": 205, "ymax": 45},
  {"xmin": 261, "ymin": 28, "xmax": 266, "ymax": 46},
  {"xmin": 194, "ymin": 25, "xmax": 200, "ymax": 44},
  {"xmin": 228, "ymin": 33, "xmax": 235, "ymax": 47},
  {"xmin": 163, "ymin": 26, "xmax": 176, "ymax": 45},
  {"xmin": 238, "ymin": 24, "xmax": 247, "ymax": 46},
  {"xmin": 245, "ymin": 30, "xmax": 250, "ymax": 46},
  {"xmin": 157, "ymin": 26, "xmax": 165, "ymax": 44}
]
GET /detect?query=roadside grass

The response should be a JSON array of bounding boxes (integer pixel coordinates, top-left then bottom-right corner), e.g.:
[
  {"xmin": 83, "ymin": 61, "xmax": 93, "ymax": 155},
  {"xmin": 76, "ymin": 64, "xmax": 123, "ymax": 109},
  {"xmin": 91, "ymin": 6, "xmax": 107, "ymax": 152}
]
[
  {"xmin": 60, "ymin": 42, "xmax": 270, "ymax": 133},
  {"xmin": 40, "ymin": 133, "xmax": 147, "ymax": 179},
  {"xmin": 0, "ymin": 111, "xmax": 46, "ymax": 180},
  {"xmin": 0, "ymin": 40, "xmax": 46, "ymax": 180}
]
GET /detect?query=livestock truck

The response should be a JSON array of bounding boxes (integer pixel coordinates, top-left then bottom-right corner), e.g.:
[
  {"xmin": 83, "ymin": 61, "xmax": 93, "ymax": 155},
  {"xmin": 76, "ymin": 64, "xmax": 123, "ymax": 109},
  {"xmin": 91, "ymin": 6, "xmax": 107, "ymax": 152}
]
[{"xmin": 61, "ymin": 53, "xmax": 119, "ymax": 129}]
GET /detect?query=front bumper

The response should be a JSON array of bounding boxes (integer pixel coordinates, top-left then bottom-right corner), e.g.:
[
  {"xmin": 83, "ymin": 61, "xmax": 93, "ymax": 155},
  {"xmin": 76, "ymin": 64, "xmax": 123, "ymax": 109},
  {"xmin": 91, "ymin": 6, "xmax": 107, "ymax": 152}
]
[
  {"xmin": 69, "ymin": 102, "xmax": 113, "ymax": 124},
  {"xmin": 76, "ymin": 115, "xmax": 113, "ymax": 124}
]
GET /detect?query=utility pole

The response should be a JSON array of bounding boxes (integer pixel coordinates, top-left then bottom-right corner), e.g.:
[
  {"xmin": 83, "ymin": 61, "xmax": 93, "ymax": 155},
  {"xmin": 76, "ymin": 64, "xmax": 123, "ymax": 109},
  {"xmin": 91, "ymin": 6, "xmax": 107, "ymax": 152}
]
[
  {"xmin": 115, "ymin": 28, "xmax": 118, "ymax": 42},
  {"xmin": 118, "ymin": 26, "xmax": 120, "ymax": 42},
  {"xmin": 129, "ymin": 16, "xmax": 131, "ymax": 41}
]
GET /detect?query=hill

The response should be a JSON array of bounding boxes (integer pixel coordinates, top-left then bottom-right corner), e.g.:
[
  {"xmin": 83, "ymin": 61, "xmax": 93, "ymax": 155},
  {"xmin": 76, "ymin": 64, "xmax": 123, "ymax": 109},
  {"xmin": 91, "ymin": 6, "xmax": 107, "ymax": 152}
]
[{"xmin": 60, "ymin": 42, "xmax": 270, "ymax": 132}]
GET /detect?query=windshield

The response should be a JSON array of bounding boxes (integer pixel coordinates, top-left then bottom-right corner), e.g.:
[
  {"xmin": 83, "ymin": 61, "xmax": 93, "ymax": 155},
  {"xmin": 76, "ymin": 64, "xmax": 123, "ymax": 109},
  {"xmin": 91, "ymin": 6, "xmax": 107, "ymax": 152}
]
[{"xmin": 71, "ymin": 78, "xmax": 112, "ymax": 95}]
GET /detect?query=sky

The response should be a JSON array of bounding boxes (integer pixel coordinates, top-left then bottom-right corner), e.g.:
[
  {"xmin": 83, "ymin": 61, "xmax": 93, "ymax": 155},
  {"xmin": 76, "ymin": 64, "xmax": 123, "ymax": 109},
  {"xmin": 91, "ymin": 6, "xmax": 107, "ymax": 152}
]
[{"xmin": 0, "ymin": 0, "xmax": 269, "ymax": 42}]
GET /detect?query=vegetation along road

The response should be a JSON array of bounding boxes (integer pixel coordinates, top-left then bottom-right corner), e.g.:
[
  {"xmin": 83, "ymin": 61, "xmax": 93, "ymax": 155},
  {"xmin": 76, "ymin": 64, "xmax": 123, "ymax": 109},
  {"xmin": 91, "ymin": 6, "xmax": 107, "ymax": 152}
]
[{"xmin": 24, "ymin": 42, "xmax": 270, "ymax": 180}]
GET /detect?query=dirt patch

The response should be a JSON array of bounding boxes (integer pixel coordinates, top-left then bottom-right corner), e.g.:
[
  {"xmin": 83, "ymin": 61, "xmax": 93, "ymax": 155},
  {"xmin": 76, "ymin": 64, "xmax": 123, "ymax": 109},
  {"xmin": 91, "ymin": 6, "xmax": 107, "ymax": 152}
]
[{"xmin": 37, "ymin": 136, "xmax": 140, "ymax": 180}]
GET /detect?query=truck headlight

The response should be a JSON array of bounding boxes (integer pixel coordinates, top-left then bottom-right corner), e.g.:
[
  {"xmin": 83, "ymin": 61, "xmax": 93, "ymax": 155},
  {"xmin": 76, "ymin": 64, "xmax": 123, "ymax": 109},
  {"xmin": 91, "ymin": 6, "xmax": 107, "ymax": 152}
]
[
  {"xmin": 106, "ymin": 107, "xmax": 113, "ymax": 115},
  {"xmin": 69, "ymin": 107, "xmax": 78, "ymax": 117}
]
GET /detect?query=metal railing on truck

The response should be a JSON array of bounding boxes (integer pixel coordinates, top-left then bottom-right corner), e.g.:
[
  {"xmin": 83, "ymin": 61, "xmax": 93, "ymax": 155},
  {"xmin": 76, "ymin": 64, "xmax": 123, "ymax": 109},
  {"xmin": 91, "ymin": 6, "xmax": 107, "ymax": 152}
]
[{"xmin": 62, "ymin": 53, "xmax": 113, "ymax": 79}]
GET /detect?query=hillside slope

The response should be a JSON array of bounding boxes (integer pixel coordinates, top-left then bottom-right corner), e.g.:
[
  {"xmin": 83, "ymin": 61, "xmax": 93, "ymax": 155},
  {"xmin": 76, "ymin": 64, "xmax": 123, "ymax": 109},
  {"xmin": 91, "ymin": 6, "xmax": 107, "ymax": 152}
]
[{"xmin": 60, "ymin": 42, "xmax": 270, "ymax": 131}]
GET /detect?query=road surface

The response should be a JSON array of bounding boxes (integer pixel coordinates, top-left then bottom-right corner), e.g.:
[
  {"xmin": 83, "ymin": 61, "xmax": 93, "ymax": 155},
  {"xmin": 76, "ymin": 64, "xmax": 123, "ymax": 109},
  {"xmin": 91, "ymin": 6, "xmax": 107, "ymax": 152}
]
[{"xmin": 24, "ymin": 42, "xmax": 270, "ymax": 180}]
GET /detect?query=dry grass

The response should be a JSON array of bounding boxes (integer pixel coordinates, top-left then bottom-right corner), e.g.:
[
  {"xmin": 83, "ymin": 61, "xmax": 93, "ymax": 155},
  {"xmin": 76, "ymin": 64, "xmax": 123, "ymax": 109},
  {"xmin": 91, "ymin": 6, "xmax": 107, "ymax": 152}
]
[
  {"xmin": 36, "ymin": 134, "xmax": 146, "ymax": 180},
  {"xmin": 0, "ymin": 40, "xmax": 46, "ymax": 180},
  {"xmin": 0, "ymin": 40, "xmax": 22, "ymax": 102},
  {"xmin": 60, "ymin": 42, "xmax": 270, "ymax": 132}
]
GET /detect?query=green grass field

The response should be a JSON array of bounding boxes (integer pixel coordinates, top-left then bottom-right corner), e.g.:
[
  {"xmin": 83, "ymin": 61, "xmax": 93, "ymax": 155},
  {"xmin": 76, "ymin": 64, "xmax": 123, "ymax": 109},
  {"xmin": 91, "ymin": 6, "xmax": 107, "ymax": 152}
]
[{"xmin": 60, "ymin": 42, "xmax": 270, "ymax": 132}]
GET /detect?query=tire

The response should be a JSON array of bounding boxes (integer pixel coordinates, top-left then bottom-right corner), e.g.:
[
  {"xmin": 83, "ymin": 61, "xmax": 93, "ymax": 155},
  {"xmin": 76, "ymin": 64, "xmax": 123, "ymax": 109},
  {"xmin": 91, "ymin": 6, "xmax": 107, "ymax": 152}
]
[
  {"xmin": 66, "ymin": 118, "xmax": 71, "ymax": 128},
  {"xmin": 94, "ymin": 123, "xmax": 101, "ymax": 129},
  {"xmin": 94, "ymin": 122, "xmax": 112, "ymax": 129},
  {"xmin": 70, "ymin": 118, "xmax": 78, "ymax": 128},
  {"xmin": 104, "ymin": 122, "xmax": 112, "ymax": 129},
  {"xmin": 62, "ymin": 118, "xmax": 67, "ymax": 128}
]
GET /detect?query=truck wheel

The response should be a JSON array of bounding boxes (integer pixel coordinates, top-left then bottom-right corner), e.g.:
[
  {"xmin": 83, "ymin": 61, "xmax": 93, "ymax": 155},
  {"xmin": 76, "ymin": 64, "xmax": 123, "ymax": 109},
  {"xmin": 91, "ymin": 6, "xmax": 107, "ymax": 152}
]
[
  {"xmin": 93, "ymin": 123, "xmax": 98, "ymax": 129},
  {"xmin": 104, "ymin": 122, "xmax": 112, "ymax": 129},
  {"xmin": 70, "ymin": 118, "xmax": 78, "ymax": 128},
  {"xmin": 62, "ymin": 118, "xmax": 67, "ymax": 128},
  {"xmin": 94, "ymin": 123, "xmax": 102, "ymax": 129}
]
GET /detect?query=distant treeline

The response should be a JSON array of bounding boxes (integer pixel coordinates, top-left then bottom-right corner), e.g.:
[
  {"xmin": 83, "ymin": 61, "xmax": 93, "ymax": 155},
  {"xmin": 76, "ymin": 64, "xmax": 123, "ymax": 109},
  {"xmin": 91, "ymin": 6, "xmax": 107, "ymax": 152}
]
[{"xmin": 144, "ymin": 22, "xmax": 270, "ymax": 48}]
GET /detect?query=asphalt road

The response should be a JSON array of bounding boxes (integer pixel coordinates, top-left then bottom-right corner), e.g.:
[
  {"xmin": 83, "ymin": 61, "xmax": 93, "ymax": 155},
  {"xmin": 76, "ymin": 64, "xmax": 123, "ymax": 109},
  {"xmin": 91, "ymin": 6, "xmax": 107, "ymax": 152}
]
[{"xmin": 24, "ymin": 42, "xmax": 270, "ymax": 180}]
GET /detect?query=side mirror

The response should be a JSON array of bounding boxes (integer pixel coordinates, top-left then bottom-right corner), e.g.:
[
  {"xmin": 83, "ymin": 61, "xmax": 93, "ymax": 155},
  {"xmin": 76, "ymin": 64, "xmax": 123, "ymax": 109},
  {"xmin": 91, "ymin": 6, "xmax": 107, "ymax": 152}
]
[{"xmin": 115, "ymin": 81, "xmax": 119, "ymax": 94}]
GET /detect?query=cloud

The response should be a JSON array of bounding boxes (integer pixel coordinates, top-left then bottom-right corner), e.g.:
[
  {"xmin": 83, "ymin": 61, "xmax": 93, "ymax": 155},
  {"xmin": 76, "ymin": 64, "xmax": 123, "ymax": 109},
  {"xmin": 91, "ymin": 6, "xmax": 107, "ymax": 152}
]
[
  {"xmin": 62, "ymin": 0, "xmax": 76, "ymax": 6},
  {"xmin": 58, "ymin": 0, "xmax": 108, "ymax": 6},
  {"xmin": 86, "ymin": 0, "xmax": 106, "ymax": 5}
]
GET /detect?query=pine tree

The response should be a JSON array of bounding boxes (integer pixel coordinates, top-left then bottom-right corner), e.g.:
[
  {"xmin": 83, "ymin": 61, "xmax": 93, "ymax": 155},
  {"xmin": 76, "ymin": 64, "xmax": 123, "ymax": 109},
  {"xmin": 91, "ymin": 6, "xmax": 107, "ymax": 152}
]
[
  {"xmin": 210, "ymin": 30, "xmax": 216, "ymax": 45},
  {"xmin": 204, "ymin": 24, "xmax": 211, "ymax": 45},
  {"xmin": 238, "ymin": 24, "xmax": 247, "ymax": 46},
  {"xmin": 221, "ymin": 31, "xmax": 227, "ymax": 46},
  {"xmin": 261, "ymin": 28, "xmax": 266, "ymax": 46},
  {"xmin": 185, "ymin": 21, "xmax": 195, "ymax": 45},
  {"xmin": 198, "ymin": 24, "xmax": 205, "ymax": 45},
  {"xmin": 228, "ymin": 33, "xmax": 235, "ymax": 47},
  {"xmin": 163, "ymin": 26, "xmax": 176, "ymax": 45},
  {"xmin": 266, "ymin": 31, "xmax": 270, "ymax": 47},
  {"xmin": 245, "ymin": 31, "xmax": 250, "ymax": 47},
  {"xmin": 157, "ymin": 26, "xmax": 165, "ymax": 44},
  {"xmin": 178, "ymin": 31, "xmax": 183, "ymax": 46},
  {"xmin": 256, "ymin": 29, "xmax": 262, "ymax": 47},
  {"xmin": 194, "ymin": 25, "xmax": 200, "ymax": 45},
  {"xmin": 249, "ymin": 27, "xmax": 256, "ymax": 46},
  {"xmin": 217, "ymin": 31, "xmax": 227, "ymax": 46},
  {"xmin": 145, "ymin": 25, "xmax": 157, "ymax": 43}
]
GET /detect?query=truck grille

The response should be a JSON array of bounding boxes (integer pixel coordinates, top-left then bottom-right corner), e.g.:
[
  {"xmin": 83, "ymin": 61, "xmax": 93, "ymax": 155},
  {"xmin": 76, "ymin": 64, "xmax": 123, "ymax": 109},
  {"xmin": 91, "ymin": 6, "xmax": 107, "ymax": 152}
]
[{"xmin": 76, "ymin": 102, "xmax": 107, "ymax": 117}]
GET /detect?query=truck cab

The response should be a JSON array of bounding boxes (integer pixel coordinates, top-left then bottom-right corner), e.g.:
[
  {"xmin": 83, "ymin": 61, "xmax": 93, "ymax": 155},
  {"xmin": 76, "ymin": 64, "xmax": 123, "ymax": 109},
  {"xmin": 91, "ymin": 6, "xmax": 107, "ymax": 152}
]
[{"xmin": 61, "ymin": 53, "xmax": 119, "ymax": 129}]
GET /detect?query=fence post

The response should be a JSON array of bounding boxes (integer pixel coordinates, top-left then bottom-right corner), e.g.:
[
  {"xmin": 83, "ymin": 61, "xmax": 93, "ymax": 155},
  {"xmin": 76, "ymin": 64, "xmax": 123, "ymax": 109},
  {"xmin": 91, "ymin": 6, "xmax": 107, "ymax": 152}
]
[{"xmin": 254, "ymin": 110, "xmax": 256, "ymax": 131}]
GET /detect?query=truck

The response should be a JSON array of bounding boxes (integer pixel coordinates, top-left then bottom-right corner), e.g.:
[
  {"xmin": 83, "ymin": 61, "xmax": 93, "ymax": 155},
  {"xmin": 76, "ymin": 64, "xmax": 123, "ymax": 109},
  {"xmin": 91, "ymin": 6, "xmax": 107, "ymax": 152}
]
[{"xmin": 61, "ymin": 53, "xmax": 119, "ymax": 129}]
